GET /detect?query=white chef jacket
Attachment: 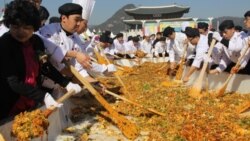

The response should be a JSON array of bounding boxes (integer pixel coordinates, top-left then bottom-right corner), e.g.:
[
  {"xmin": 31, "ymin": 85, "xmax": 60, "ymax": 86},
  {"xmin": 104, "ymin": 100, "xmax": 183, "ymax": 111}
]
[
  {"xmin": 239, "ymin": 31, "xmax": 250, "ymax": 69},
  {"xmin": 211, "ymin": 42, "xmax": 224, "ymax": 65},
  {"xmin": 37, "ymin": 23, "xmax": 108, "ymax": 76},
  {"xmin": 103, "ymin": 44, "xmax": 116, "ymax": 55},
  {"xmin": 124, "ymin": 40, "xmax": 139, "ymax": 53},
  {"xmin": 140, "ymin": 39, "xmax": 152, "ymax": 54},
  {"xmin": 123, "ymin": 40, "xmax": 141, "ymax": 58},
  {"xmin": 166, "ymin": 32, "xmax": 187, "ymax": 63},
  {"xmin": 186, "ymin": 43, "xmax": 196, "ymax": 60},
  {"xmin": 192, "ymin": 34, "xmax": 209, "ymax": 68},
  {"xmin": 37, "ymin": 23, "xmax": 78, "ymax": 70},
  {"xmin": 154, "ymin": 41, "xmax": 166, "ymax": 56},
  {"xmin": 216, "ymin": 32, "xmax": 247, "ymax": 72},
  {"xmin": 113, "ymin": 38, "xmax": 125, "ymax": 54}
]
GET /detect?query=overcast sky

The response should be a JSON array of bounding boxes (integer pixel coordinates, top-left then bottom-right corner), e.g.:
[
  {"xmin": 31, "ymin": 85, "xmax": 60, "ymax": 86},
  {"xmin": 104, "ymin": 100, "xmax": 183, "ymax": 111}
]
[{"xmin": 0, "ymin": 0, "xmax": 249, "ymax": 25}]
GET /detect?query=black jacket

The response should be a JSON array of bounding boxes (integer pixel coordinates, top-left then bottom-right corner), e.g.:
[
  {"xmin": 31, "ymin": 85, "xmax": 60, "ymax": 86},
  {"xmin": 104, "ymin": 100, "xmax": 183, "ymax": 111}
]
[{"xmin": 0, "ymin": 33, "xmax": 70, "ymax": 120}]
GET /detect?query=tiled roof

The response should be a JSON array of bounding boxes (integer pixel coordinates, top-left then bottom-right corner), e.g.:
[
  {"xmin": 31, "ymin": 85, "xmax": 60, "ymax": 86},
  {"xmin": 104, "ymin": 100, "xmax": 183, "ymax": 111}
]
[{"xmin": 125, "ymin": 5, "xmax": 189, "ymax": 15}]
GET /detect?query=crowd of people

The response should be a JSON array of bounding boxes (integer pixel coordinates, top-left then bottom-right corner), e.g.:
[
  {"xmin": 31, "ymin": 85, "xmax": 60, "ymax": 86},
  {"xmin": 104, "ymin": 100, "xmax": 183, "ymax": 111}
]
[{"xmin": 0, "ymin": 0, "xmax": 250, "ymax": 124}]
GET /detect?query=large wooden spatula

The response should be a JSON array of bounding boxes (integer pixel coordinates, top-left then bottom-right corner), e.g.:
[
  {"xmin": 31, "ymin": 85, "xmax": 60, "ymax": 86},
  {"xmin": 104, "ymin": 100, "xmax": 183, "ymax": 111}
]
[
  {"xmin": 216, "ymin": 45, "xmax": 249, "ymax": 97},
  {"xmin": 44, "ymin": 89, "xmax": 75, "ymax": 117},
  {"xmin": 70, "ymin": 65, "xmax": 139, "ymax": 140},
  {"xmin": 189, "ymin": 39, "xmax": 216, "ymax": 98},
  {"xmin": 175, "ymin": 44, "xmax": 188, "ymax": 80}
]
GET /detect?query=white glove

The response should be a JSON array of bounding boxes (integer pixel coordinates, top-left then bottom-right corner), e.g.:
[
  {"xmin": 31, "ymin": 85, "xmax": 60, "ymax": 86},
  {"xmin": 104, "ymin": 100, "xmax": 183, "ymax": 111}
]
[
  {"xmin": 203, "ymin": 54, "xmax": 212, "ymax": 62},
  {"xmin": 213, "ymin": 32, "xmax": 222, "ymax": 42},
  {"xmin": 107, "ymin": 64, "xmax": 117, "ymax": 72},
  {"xmin": 44, "ymin": 93, "xmax": 63, "ymax": 109},
  {"xmin": 66, "ymin": 82, "xmax": 82, "ymax": 94}
]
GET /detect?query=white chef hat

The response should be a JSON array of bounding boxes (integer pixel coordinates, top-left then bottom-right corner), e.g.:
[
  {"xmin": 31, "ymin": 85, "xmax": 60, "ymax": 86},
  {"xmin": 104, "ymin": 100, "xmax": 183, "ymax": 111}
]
[{"xmin": 72, "ymin": 0, "xmax": 95, "ymax": 21}]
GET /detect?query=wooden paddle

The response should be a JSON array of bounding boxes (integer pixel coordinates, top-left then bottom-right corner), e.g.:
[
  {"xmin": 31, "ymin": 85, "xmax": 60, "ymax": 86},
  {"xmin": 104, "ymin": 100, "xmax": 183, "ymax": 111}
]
[
  {"xmin": 236, "ymin": 101, "xmax": 250, "ymax": 118},
  {"xmin": 44, "ymin": 89, "xmax": 76, "ymax": 117},
  {"xmin": 239, "ymin": 112, "xmax": 250, "ymax": 118},
  {"xmin": 11, "ymin": 89, "xmax": 75, "ymax": 141},
  {"xmin": 175, "ymin": 44, "xmax": 188, "ymax": 80},
  {"xmin": 155, "ymin": 64, "xmax": 168, "ymax": 72},
  {"xmin": 90, "ymin": 56, "xmax": 98, "ymax": 62},
  {"xmin": 189, "ymin": 39, "xmax": 216, "ymax": 98},
  {"xmin": 237, "ymin": 101, "xmax": 250, "ymax": 114},
  {"xmin": 216, "ymin": 46, "xmax": 249, "ymax": 97},
  {"xmin": 69, "ymin": 65, "xmax": 139, "ymax": 140},
  {"xmin": 104, "ymin": 90, "xmax": 166, "ymax": 116},
  {"xmin": 0, "ymin": 134, "xmax": 5, "ymax": 141},
  {"xmin": 93, "ymin": 48, "xmax": 108, "ymax": 65}
]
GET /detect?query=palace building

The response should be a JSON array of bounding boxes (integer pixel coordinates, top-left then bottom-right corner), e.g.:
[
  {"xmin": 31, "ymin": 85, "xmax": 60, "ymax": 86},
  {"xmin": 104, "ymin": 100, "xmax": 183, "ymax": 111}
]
[{"xmin": 123, "ymin": 4, "xmax": 212, "ymax": 35}]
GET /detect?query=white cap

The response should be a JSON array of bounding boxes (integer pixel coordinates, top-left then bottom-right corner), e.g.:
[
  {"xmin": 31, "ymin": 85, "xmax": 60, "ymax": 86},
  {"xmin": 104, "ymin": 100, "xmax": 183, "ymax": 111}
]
[
  {"xmin": 181, "ymin": 22, "xmax": 190, "ymax": 32},
  {"xmin": 72, "ymin": 0, "xmax": 95, "ymax": 21}
]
